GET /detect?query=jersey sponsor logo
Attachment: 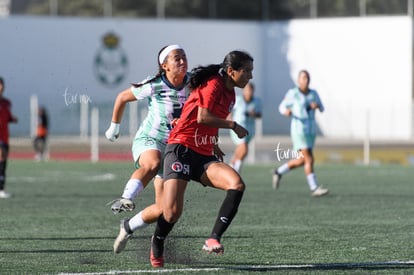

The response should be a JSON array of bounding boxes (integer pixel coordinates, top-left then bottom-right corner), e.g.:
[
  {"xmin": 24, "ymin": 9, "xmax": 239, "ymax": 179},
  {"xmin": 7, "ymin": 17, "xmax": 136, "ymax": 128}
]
[
  {"xmin": 171, "ymin": 161, "xmax": 183, "ymax": 172},
  {"xmin": 156, "ymin": 90, "xmax": 186, "ymax": 101}
]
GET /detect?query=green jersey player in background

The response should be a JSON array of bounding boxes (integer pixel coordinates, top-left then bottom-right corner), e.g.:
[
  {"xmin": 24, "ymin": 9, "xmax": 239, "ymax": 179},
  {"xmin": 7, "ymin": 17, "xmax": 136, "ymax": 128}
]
[
  {"xmin": 272, "ymin": 70, "xmax": 329, "ymax": 197},
  {"xmin": 229, "ymin": 82, "xmax": 262, "ymax": 173}
]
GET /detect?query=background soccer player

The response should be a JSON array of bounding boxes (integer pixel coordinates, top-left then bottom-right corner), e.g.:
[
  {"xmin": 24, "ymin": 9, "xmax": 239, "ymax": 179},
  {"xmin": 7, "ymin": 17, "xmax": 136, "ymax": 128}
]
[
  {"xmin": 272, "ymin": 70, "xmax": 328, "ymax": 197},
  {"xmin": 229, "ymin": 82, "xmax": 262, "ymax": 173},
  {"xmin": 33, "ymin": 106, "xmax": 49, "ymax": 161},
  {"xmin": 0, "ymin": 77, "xmax": 18, "ymax": 199}
]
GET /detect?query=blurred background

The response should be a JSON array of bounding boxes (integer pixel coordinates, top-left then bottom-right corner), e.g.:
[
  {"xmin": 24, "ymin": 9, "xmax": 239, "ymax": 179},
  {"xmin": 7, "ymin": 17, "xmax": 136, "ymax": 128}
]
[{"xmin": 1, "ymin": 0, "xmax": 413, "ymax": 164}]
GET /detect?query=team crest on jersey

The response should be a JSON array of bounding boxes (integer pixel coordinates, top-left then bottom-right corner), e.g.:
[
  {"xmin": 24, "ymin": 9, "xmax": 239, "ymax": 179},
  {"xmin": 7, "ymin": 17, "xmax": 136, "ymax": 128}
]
[
  {"xmin": 144, "ymin": 138, "xmax": 155, "ymax": 146},
  {"xmin": 171, "ymin": 161, "xmax": 183, "ymax": 172}
]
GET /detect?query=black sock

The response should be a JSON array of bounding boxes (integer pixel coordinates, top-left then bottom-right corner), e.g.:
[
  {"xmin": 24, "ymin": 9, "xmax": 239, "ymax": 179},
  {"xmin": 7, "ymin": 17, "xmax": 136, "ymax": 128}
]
[
  {"xmin": 123, "ymin": 219, "xmax": 133, "ymax": 235},
  {"xmin": 0, "ymin": 161, "xmax": 6, "ymax": 190},
  {"xmin": 210, "ymin": 189, "xmax": 244, "ymax": 241},
  {"xmin": 152, "ymin": 214, "xmax": 175, "ymax": 257}
]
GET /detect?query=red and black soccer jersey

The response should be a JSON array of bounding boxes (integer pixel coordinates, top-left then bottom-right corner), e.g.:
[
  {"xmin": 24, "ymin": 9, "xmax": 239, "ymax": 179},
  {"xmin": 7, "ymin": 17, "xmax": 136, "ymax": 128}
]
[
  {"xmin": 168, "ymin": 75, "xmax": 235, "ymax": 156},
  {"xmin": 0, "ymin": 97, "xmax": 13, "ymax": 144}
]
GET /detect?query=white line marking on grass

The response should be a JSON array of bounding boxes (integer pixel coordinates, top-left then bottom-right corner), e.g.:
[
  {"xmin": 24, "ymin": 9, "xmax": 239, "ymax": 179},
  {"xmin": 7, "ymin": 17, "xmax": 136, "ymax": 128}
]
[
  {"xmin": 86, "ymin": 173, "xmax": 116, "ymax": 182},
  {"xmin": 57, "ymin": 260, "xmax": 414, "ymax": 275}
]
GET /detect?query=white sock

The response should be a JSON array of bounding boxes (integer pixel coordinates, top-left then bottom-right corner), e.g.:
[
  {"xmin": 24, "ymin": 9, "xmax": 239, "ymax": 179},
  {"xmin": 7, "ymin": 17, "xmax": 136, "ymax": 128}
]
[
  {"xmin": 121, "ymin": 179, "xmax": 144, "ymax": 200},
  {"xmin": 277, "ymin": 163, "xmax": 290, "ymax": 175},
  {"xmin": 306, "ymin": 173, "xmax": 318, "ymax": 191},
  {"xmin": 128, "ymin": 211, "xmax": 149, "ymax": 232},
  {"xmin": 233, "ymin": 159, "xmax": 242, "ymax": 173}
]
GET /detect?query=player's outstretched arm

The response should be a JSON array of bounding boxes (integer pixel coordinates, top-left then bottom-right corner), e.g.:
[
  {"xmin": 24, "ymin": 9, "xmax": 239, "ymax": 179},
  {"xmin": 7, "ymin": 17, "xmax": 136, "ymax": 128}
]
[{"xmin": 106, "ymin": 88, "xmax": 137, "ymax": 141}]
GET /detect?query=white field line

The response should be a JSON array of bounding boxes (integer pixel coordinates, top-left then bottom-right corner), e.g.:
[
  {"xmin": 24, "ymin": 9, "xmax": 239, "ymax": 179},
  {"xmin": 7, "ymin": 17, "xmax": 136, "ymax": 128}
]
[{"xmin": 57, "ymin": 260, "xmax": 414, "ymax": 275}]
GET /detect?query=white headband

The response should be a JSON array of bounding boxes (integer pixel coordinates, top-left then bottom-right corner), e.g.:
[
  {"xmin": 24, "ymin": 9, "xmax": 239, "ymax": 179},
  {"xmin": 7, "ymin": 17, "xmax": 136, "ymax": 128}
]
[{"xmin": 158, "ymin": 44, "xmax": 183, "ymax": 64}]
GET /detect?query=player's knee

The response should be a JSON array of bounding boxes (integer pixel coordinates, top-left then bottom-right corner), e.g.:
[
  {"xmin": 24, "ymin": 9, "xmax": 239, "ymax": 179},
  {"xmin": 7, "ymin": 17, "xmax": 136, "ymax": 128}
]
[
  {"xmin": 163, "ymin": 209, "xmax": 182, "ymax": 223},
  {"xmin": 141, "ymin": 161, "xmax": 161, "ymax": 175},
  {"xmin": 227, "ymin": 177, "xmax": 245, "ymax": 192},
  {"xmin": 295, "ymin": 157, "xmax": 305, "ymax": 166}
]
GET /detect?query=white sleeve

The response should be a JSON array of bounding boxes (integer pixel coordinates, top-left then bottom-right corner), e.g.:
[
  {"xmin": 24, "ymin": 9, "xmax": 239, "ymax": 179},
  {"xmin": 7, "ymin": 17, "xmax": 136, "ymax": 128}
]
[{"xmin": 130, "ymin": 77, "xmax": 154, "ymax": 100}]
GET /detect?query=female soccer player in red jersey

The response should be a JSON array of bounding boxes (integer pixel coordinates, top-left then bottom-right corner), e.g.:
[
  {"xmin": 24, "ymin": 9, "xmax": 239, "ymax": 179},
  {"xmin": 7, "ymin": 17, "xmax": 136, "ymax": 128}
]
[
  {"xmin": 149, "ymin": 50, "xmax": 253, "ymax": 268},
  {"xmin": 0, "ymin": 77, "xmax": 18, "ymax": 199}
]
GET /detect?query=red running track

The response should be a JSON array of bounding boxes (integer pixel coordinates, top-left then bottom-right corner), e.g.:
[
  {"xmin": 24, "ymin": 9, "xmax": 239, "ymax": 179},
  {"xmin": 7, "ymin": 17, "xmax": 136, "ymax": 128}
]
[{"xmin": 10, "ymin": 151, "xmax": 132, "ymax": 161}]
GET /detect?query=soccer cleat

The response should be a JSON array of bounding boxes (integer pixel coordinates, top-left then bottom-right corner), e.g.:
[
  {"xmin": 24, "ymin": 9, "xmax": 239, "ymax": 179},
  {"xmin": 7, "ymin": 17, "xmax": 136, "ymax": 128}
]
[
  {"xmin": 113, "ymin": 219, "xmax": 132, "ymax": 253},
  {"xmin": 107, "ymin": 198, "xmax": 135, "ymax": 214},
  {"xmin": 0, "ymin": 190, "xmax": 11, "ymax": 199},
  {"xmin": 202, "ymin": 238, "xmax": 224, "ymax": 254},
  {"xmin": 311, "ymin": 186, "xmax": 329, "ymax": 197},
  {"xmin": 150, "ymin": 236, "xmax": 164, "ymax": 268},
  {"xmin": 272, "ymin": 169, "xmax": 282, "ymax": 190}
]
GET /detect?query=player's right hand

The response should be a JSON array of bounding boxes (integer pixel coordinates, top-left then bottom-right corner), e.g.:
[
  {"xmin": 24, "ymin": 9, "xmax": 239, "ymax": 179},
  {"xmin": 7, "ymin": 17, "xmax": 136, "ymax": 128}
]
[{"xmin": 105, "ymin": 122, "xmax": 120, "ymax": 142}]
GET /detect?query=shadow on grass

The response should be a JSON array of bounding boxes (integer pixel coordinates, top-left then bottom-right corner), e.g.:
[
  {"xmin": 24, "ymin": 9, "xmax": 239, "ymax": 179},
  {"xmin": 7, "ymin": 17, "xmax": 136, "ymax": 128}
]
[
  {"xmin": 0, "ymin": 234, "xmax": 253, "ymax": 255},
  {"xmin": 221, "ymin": 261, "xmax": 414, "ymax": 272},
  {"xmin": 0, "ymin": 235, "xmax": 251, "ymax": 241}
]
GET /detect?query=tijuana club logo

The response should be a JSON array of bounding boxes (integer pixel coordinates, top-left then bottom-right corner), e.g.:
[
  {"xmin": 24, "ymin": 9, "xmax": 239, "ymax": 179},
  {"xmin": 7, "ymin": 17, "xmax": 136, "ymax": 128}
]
[
  {"xmin": 94, "ymin": 32, "xmax": 128, "ymax": 87},
  {"xmin": 171, "ymin": 162, "xmax": 183, "ymax": 172}
]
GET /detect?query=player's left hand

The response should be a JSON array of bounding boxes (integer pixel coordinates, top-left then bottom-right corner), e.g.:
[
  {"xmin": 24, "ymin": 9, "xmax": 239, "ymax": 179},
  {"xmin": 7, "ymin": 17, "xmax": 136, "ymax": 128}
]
[
  {"xmin": 309, "ymin": 102, "xmax": 319, "ymax": 110},
  {"xmin": 233, "ymin": 122, "xmax": 249, "ymax": 139}
]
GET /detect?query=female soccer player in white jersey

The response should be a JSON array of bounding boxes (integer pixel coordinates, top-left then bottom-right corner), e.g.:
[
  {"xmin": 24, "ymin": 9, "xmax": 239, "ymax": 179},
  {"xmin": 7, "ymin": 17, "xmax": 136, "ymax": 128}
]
[
  {"xmin": 272, "ymin": 70, "xmax": 328, "ymax": 197},
  {"xmin": 229, "ymin": 82, "xmax": 262, "ymax": 173},
  {"xmin": 104, "ymin": 44, "xmax": 190, "ymax": 253}
]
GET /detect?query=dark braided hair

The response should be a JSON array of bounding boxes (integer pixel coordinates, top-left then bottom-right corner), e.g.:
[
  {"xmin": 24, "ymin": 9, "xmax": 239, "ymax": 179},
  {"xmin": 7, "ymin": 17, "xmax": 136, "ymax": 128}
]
[
  {"xmin": 131, "ymin": 46, "xmax": 169, "ymax": 88},
  {"xmin": 189, "ymin": 50, "xmax": 253, "ymax": 90}
]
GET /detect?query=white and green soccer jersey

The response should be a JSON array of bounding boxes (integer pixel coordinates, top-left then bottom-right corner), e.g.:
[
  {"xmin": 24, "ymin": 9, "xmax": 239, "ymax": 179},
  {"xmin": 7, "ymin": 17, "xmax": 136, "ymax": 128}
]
[
  {"xmin": 279, "ymin": 87, "xmax": 324, "ymax": 150},
  {"xmin": 131, "ymin": 73, "xmax": 190, "ymax": 144},
  {"xmin": 230, "ymin": 95, "xmax": 262, "ymax": 144}
]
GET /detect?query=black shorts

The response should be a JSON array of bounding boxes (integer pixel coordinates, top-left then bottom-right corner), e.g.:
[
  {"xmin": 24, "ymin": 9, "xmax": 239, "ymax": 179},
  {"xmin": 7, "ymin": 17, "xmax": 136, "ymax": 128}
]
[
  {"xmin": 163, "ymin": 143, "xmax": 219, "ymax": 183},
  {"xmin": 0, "ymin": 141, "xmax": 9, "ymax": 160}
]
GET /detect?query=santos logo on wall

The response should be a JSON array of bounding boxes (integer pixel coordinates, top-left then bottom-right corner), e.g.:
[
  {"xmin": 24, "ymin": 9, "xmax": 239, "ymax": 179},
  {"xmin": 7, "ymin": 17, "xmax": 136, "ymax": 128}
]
[{"xmin": 94, "ymin": 32, "xmax": 129, "ymax": 87}]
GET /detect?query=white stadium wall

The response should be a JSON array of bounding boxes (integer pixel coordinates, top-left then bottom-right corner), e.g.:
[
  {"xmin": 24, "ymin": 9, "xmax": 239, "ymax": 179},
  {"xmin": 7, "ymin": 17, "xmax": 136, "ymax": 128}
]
[
  {"xmin": 0, "ymin": 16, "xmax": 264, "ymax": 136},
  {"xmin": 283, "ymin": 17, "xmax": 413, "ymax": 140},
  {"xmin": 0, "ymin": 16, "xmax": 412, "ymax": 140}
]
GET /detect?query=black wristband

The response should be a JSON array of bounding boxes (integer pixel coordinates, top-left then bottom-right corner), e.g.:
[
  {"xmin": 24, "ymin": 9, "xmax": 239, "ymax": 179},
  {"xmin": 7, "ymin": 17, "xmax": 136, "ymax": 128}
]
[{"xmin": 232, "ymin": 122, "xmax": 237, "ymax": 130}]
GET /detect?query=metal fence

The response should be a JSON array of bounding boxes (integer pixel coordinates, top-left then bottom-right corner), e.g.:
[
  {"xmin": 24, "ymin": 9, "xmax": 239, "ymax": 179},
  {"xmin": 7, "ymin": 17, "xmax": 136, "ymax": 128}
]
[{"xmin": 5, "ymin": 0, "xmax": 414, "ymax": 19}]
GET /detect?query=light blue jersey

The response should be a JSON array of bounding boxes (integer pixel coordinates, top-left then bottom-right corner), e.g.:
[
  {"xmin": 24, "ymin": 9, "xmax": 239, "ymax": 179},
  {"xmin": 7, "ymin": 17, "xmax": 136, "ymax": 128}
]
[
  {"xmin": 131, "ymin": 73, "xmax": 190, "ymax": 144},
  {"xmin": 279, "ymin": 87, "xmax": 324, "ymax": 150},
  {"xmin": 230, "ymin": 95, "xmax": 262, "ymax": 144}
]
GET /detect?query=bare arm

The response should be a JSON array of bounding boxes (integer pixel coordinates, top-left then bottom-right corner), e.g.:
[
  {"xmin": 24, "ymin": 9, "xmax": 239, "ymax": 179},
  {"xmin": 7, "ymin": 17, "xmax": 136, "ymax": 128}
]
[
  {"xmin": 111, "ymin": 88, "xmax": 137, "ymax": 123},
  {"xmin": 197, "ymin": 107, "xmax": 234, "ymax": 129},
  {"xmin": 197, "ymin": 107, "xmax": 248, "ymax": 138}
]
